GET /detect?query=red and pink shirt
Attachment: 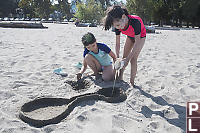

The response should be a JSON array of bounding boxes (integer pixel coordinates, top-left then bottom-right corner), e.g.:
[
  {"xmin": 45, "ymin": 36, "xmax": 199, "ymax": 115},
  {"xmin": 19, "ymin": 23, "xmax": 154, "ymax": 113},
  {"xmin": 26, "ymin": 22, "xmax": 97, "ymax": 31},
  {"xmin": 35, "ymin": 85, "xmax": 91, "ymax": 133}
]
[{"xmin": 115, "ymin": 15, "xmax": 146, "ymax": 38}]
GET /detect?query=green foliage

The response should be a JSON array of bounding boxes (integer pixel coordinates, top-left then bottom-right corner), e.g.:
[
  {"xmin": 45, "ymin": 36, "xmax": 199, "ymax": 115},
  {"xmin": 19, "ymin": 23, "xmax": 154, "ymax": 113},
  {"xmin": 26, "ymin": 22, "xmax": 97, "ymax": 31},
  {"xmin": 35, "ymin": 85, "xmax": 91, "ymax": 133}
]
[
  {"xmin": 75, "ymin": 0, "xmax": 104, "ymax": 23},
  {"xmin": 126, "ymin": 0, "xmax": 154, "ymax": 23},
  {"xmin": 19, "ymin": 0, "xmax": 52, "ymax": 18},
  {"xmin": 126, "ymin": 0, "xmax": 200, "ymax": 27},
  {"xmin": 18, "ymin": 0, "xmax": 72, "ymax": 19},
  {"xmin": 182, "ymin": 0, "xmax": 199, "ymax": 20},
  {"xmin": 19, "ymin": 0, "xmax": 34, "ymax": 17},
  {"xmin": 71, "ymin": 17, "xmax": 77, "ymax": 21},
  {"xmin": 57, "ymin": 0, "xmax": 71, "ymax": 19},
  {"xmin": 97, "ymin": 0, "xmax": 113, "ymax": 10},
  {"xmin": 36, "ymin": 0, "xmax": 52, "ymax": 19},
  {"xmin": 0, "ymin": 0, "xmax": 18, "ymax": 17}
]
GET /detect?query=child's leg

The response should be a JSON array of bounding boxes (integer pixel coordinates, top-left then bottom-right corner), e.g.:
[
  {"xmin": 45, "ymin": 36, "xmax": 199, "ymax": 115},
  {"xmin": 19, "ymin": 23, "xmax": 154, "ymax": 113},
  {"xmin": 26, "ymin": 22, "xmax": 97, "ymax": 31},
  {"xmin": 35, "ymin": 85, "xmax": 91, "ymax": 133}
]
[
  {"xmin": 85, "ymin": 54, "xmax": 101, "ymax": 75},
  {"xmin": 118, "ymin": 37, "xmax": 134, "ymax": 80},
  {"xmin": 102, "ymin": 65, "xmax": 114, "ymax": 81},
  {"xmin": 130, "ymin": 38, "xmax": 145, "ymax": 85}
]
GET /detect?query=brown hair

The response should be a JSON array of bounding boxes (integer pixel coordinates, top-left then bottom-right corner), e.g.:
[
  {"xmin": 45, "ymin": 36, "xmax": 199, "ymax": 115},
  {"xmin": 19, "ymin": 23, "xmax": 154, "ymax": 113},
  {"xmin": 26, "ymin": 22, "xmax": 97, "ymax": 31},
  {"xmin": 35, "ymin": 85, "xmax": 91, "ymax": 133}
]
[
  {"xmin": 82, "ymin": 32, "xmax": 96, "ymax": 47},
  {"xmin": 103, "ymin": 5, "xmax": 129, "ymax": 30}
]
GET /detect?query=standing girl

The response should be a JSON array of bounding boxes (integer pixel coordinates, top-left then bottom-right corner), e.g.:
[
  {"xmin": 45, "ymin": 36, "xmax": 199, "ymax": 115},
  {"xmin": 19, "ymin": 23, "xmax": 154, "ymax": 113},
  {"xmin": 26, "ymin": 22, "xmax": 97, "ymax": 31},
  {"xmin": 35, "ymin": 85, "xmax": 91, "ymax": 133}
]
[{"xmin": 103, "ymin": 5, "xmax": 146, "ymax": 86}]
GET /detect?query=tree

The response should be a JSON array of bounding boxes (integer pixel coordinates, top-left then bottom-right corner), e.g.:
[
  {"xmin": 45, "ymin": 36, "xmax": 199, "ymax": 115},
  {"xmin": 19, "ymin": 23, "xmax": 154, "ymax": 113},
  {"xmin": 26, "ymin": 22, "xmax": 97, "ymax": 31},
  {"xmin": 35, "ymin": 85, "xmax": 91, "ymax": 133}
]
[
  {"xmin": 0, "ymin": 0, "xmax": 18, "ymax": 17},
  {"xmin": 75, "ymin": 0, "xmax": 104, "ymax": 23},
  {"xmin": 126, "ymin": 0, "xmax": 154, "ymax": 24},
  {"xmin": 19, "ymin": 0, "xmax": 52, "ymax": 18},
  {"xmin": 126, "ymin": 0, "xmax": 200, "ymax": 27},
  {"xmin": 34, "ymin": 0, "xmax": 52, "ymax": 19},
  {"xmin": 57, "ymin": 0, "xmax": 71, "ymax": 20},
  {"xmin": 153, "ymin": 0, "xmax": 169, "ymax": 26},
  {"xmin": 18, "ymin": 0, "xmax": 34, "ymax": 18},
  {"xmin": 182, "ymin": 0, "xmax": 200, "ymax": 28},
  {"xmin": 97, "ymin": 0, "xmax": 114, "ymax": 10}
]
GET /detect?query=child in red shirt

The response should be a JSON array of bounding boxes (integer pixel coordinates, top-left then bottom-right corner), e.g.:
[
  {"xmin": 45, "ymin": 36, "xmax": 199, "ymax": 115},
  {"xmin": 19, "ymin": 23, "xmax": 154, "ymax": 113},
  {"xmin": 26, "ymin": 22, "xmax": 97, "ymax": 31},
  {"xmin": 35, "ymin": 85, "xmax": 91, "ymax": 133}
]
[{"xmin": 103, "ymin": 5, "xmax": 146, "ymax": 86}]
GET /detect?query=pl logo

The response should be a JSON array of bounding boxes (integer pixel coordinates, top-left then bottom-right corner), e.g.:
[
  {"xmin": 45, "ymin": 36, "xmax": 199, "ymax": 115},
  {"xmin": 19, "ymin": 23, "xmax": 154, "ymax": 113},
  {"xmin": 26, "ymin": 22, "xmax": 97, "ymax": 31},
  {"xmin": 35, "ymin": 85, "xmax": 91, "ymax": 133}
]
[{"xmin": 187, "ymin": 102, "xmax": 200, "ymax": 133}]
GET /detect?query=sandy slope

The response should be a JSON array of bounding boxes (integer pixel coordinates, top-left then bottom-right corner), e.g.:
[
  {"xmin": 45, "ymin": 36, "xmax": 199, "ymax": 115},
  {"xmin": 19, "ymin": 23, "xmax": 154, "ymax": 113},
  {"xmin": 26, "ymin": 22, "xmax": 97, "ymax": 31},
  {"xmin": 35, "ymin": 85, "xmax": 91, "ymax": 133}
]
[{"xmin": 0, "ymin": 23, "xmax": 200, "ymax": 133}]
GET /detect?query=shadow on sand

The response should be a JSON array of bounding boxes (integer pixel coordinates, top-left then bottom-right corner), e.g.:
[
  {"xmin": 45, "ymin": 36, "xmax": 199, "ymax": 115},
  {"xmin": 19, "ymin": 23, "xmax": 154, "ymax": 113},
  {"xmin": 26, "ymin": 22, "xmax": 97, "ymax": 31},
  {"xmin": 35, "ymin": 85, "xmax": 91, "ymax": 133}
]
[
  {"xmin": 134, "ymin": 85, "xmax": 186, "ymax": 131},
  {"xmin": 84, "ymin": 74, "xmax": 131, "ymax": 92}
]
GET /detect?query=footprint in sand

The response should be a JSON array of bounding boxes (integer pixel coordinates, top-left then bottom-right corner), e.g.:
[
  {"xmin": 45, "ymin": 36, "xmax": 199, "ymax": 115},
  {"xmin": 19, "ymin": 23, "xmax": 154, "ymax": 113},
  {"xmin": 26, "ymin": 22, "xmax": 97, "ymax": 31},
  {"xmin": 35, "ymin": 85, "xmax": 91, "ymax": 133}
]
[
  {"xmin": 10, "ymin": 61, "xmax": 17, "ymax": 66},
  {"xmin": 190, "ymin": 85, "xmax": 198, "ymax": 89},
  {"xmin": 12, "ymin": 81, "xmax": 30, "ymax": 89},
  {"xmin": 196, "ymin": 63, "xmax": 200, "ymax": 68},
  {"xmin": 171, "ymin": 72, "xmax": 183, "ymax": 78},
  {"xmin": 77, "ymin": 115, "xmax": 87, "ymax": 122},
  {"xmin": 25, "ymin": 73, "xmax": 32, "ymax": 77},
  {"xmin": 1, "ymin": 128, "xmax": 15, "ymax": 133},
  {"xmin": 145, "ymin": 79, "xmax": 159, "ymax": 87},
  {"xmin": 76, "ymin": 108, "xmax": 99, "ymax": 123},
  {"xmin": 112, "ymin": 114, "xmax": 143, "ymax": 132},
  {"xmin": 43, "ymin": 126, "xmax": 55, "ymax": 133},
  {"xmin": 35, "ymin": 72, "xmax": 42, "ymax": 76},
  {"xmin": 148, "ymin": 121, "xmax": 159, "ymax": 129},
  {"xmin": 0, "ymin": 91, "xmax": 15, "ymax": 100},
  {"xmin": 159, "ymin": 70, "xmax": 168, "ymax": 75}
]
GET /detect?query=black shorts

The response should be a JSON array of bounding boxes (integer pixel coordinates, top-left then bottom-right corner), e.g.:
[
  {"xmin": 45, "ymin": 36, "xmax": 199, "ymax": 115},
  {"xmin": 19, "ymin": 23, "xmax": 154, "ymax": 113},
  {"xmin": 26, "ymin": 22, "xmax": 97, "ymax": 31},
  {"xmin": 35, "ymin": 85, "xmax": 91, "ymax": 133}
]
[{"xmin": 127, "ymin": 36, "xmax": 146, "ymax": 40}]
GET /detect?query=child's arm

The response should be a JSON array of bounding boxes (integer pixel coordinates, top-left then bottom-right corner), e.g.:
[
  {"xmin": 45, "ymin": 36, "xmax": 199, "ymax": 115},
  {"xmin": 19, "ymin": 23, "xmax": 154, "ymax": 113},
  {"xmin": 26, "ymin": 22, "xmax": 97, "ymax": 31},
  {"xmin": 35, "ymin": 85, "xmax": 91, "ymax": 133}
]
[
  {"xmin": 76, "ymin": 59, "xmax": 87, "ymax": 80},
  {"xmin": 80, "ymin": 59, "xmax": 87, "ymax": 74},
  {"xmin": 116, "ymin": 35, "xmax": 120, "ymax": 58},
  {"xmin": 109, "ymin": 50, "xmax": 117, "ymax": 62}
]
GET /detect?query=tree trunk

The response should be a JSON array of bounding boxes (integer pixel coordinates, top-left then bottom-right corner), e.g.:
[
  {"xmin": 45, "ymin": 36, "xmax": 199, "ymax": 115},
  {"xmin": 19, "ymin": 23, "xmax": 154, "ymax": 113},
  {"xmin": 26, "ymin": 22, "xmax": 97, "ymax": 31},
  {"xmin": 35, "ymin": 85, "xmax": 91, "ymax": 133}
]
[
  {"xmin": 186, "ymin": 20, "xmax": 189, "ymax": 28},
  {"xmin": 179, "ymin": 19, "xmax": 182, "ymax": 27},
  {"xmin": 171, "ymin": 19, "xmax": 174, "ymax": 27},
  {"xmin": 159, "ymin": 20, "xmax": 163, "ymax": 27},
  {"xmin": 175, "ymin": 19, "xmax": 178, "ymax": 27},
  {"xmin": 192, "ymin": 19, "xmax": 195, "ymax": 28}
]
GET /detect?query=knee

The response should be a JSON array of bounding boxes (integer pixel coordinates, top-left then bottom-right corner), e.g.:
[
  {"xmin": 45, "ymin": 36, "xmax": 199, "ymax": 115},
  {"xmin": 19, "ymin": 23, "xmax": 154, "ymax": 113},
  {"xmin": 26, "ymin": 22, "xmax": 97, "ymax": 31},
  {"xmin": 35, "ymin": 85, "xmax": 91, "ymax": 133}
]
[
  {"xmin": 130, "ymin": 57, "xmax": 137, "ymax": 64},
  {"xmin": 85, "ymin": 54, "xmax": 93, "ymax": 63}
]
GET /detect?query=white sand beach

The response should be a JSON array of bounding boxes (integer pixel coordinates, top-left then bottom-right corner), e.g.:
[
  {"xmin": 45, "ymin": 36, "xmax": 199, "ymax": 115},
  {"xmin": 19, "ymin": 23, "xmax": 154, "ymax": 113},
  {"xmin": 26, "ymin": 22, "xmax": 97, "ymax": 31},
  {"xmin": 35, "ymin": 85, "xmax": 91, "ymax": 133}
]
[{"xmin": 0, "ymin": 23, "xmax": 200, "ymax": 132}]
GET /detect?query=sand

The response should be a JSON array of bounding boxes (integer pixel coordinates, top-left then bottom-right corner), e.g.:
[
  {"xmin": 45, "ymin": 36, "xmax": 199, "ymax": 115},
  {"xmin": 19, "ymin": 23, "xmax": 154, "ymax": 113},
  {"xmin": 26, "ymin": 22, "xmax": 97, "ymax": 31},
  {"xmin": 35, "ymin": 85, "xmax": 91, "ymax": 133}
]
[{"xmin": 0, "ymin": 23, "xmax": 200, "ymax": 132}]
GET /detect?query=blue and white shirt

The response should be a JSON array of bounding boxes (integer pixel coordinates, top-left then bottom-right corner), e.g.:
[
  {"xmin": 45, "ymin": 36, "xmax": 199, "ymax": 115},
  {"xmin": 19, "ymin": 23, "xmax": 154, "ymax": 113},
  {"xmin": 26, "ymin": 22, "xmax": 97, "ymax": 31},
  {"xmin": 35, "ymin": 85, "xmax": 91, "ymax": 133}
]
[{"xmin": 83, "ymin": 43, "xmax": 112, "ymax": 66}]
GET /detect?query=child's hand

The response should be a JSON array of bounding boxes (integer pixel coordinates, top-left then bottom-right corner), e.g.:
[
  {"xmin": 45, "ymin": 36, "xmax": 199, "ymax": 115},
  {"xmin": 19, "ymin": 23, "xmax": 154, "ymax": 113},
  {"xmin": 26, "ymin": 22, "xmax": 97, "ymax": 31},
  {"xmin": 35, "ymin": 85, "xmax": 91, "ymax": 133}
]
[
  {"xmin": 76, "ymin": 73, "xmax": 82, "ymax": 80},
  {"xmin": 114, "ymin": 58, "xmax": 124, "ymax": 70},
  {"xmin": 122, "ymin": 58, "xmax": 129, "ymax": 68}
]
